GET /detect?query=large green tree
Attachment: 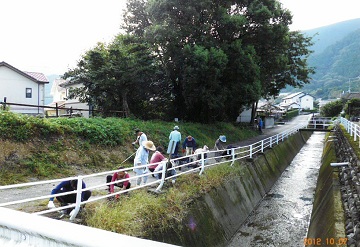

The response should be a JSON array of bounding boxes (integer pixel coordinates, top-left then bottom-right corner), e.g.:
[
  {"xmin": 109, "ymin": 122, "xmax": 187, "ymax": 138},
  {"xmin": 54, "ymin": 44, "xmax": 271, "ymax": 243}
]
[
  {"xmin": 122, "ymin": 0, "xmax": 313, "ymax": 123},
  {"xmin": 63, "ymin": 34, "xmax": 168, "ymax": 118}
]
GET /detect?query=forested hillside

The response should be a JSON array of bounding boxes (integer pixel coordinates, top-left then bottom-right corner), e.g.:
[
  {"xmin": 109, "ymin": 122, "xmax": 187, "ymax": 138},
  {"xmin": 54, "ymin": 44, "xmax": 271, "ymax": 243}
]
[{"xmin": 284, "ymin": 18, "xmax": 360, "ymax": 99}]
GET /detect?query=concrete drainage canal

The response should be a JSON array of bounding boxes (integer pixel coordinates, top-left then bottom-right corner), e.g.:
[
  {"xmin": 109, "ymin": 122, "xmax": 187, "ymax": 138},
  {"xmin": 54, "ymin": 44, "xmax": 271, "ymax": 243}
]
[{"xmin": 227, "ymin": 132, "xmax": 326, "ymax": 247}]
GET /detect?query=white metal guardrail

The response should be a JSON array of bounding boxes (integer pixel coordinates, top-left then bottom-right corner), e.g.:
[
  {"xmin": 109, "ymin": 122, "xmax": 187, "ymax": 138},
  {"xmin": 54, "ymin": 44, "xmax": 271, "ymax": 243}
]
[
  {"xmin": 2, "ymin": 115, "xmax": 335, "ymax": 246},
  {"xmin": 0, "ymin": 118, "xmax": 315, "ymax": 221},
  {"xmin": 340, "ymin": 117, "xmax": 360, "ymax": 142}
]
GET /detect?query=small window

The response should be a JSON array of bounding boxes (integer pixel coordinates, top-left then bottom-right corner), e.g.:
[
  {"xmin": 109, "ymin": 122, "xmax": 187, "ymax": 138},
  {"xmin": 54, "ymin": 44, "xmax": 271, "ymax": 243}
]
[{"xmin": 26, "ymin": 88, "xmax": 32, "ymax": 98}]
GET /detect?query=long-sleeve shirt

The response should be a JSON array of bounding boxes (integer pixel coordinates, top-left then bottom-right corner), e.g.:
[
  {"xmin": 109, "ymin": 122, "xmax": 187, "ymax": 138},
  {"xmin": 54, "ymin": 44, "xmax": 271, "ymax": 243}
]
[
  {"xmin": 109, "ymin": 172, "xmax": 130, "ymax": 193},
  {"xmin": 169, "ymin": 130, "xmax": 181, "ymax": 143},
  {"xmin": 182, "ymin": 137, "xmax": 196, "ymax": 149},
  {"xmin": 133, "ymin": 145, "xmax": 150, "ymax": 174},
  {"xmin": 49, "ymin": 180, "xmax": 87, "ymax": 201}
]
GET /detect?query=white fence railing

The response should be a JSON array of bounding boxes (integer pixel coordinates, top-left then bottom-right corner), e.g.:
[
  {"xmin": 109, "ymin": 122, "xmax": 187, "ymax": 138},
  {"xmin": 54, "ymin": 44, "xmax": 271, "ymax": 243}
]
[
  {"xmin": 1, "ymin": 116, "xmax": 323, "ymax": 221},
  {"xmin": 340, "ymin": 117, "xmax": 360, "ymax": 142}
]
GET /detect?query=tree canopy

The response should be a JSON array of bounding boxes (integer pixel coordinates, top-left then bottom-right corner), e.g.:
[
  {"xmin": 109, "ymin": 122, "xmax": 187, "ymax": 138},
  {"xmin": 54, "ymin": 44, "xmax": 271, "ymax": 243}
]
[{"xmin": 64, "ymin": 0, "xmax": 314, "ymax": 123}]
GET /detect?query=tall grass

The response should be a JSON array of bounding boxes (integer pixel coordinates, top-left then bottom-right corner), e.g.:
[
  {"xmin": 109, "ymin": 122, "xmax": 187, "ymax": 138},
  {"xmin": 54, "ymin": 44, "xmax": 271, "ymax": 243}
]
[{"xmin": 85, "ymin": 163, "xmax": 244, "ymax": 237}]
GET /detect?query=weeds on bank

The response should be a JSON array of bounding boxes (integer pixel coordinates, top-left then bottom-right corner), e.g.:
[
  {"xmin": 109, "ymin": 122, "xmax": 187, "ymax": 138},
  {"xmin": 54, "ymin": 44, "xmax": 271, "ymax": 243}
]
[
  {"xmin": 85, "ymin": 163, "xmax": 243, "ymax": 237},
  {"xmin": 340, "ymin": 125, "xmax": 360, "ymax": 158}
]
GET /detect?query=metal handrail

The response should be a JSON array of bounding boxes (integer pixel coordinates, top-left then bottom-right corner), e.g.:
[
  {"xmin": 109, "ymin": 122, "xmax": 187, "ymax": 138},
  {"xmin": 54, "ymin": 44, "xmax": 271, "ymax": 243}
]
[{"xmin": 0, "ymin": 118, "xmax": 317, "ymax": 220}]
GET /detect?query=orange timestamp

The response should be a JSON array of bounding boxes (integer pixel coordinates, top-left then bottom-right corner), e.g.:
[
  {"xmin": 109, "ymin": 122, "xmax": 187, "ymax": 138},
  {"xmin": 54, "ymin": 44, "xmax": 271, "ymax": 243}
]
[{"xmin": 304, "ymin": 237, "xmax": 348, "ymax": 246}]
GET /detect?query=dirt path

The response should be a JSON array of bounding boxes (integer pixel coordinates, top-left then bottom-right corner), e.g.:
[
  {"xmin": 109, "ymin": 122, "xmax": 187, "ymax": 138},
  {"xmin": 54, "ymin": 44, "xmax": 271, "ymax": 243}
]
[{"xmin": 0, "ymin": 115, "xmax": 310, "ymax": 214}]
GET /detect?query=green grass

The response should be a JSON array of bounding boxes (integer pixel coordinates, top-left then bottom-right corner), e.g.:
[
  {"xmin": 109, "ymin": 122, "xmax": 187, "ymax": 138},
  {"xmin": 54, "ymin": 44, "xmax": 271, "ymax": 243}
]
[
  {"xmin": 84, "ymin": 163, "xmax": 244, "ymax": 237},
  {"xmin": 0, "ymin": 111, "xmax": 257, "ymax": 184}
]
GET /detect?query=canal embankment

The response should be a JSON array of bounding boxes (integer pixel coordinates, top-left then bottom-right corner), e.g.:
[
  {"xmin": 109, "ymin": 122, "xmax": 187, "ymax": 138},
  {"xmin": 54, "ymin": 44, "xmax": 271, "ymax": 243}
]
[{"xmin": 151, "ymin": 131, "xmax": 313, "ymax": 246}]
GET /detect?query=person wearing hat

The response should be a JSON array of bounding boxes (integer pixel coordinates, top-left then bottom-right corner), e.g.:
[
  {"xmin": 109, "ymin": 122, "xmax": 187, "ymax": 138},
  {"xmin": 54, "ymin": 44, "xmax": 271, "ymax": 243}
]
[
  {"xmin": 168, "ymin": 126, "xmax": 182, "ymax": 158},
  {"xmin": 182, "ymin": 135, "xmax": 197, "ymax": 162},
  {"xmin": 133, "ymin": 140, "xmax": 156, "ymax": 186},
  {"xmin": 214, "ymin": 135, "xmax": 235, "ymax": 161},
  {"xmin": 132, "ymin": 129, "xmax": 147, "ymax": 147}
]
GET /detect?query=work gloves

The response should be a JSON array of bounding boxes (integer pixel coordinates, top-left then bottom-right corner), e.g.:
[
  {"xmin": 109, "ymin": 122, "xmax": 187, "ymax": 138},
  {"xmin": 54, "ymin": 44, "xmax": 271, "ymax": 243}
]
[{"xmin": 47, "ymin": 201, "xmax": 56, "ymax": 209}]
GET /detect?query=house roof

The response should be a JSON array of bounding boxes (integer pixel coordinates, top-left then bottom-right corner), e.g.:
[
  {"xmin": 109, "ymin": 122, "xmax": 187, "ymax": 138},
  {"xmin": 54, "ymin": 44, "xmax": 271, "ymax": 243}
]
[
  {"xmin": 341, "ymin": 92, "xmax": 360, "ymax": 100},
  {"xmin": 282, "ymin": 92, "xmax": 304, "ymax": 100},
  {"xmin": 50, "ymin": 78, "xmax": 67, "ymax": 96},
  {"xmin": 0, "ymin": 61, "xmax": 49, "ymax": 84}
]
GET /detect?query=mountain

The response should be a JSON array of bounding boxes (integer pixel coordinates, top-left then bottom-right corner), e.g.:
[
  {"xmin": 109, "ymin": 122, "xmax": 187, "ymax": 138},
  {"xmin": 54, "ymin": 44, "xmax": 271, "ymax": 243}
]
[{"xmin": 284, "ymin": 18, "xmax": 360, "ymax": 100}]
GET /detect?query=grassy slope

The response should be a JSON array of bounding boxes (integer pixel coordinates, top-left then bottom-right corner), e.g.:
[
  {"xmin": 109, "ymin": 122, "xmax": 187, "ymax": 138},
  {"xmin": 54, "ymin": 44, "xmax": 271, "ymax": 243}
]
[{"xmin": 0, "ymin": 111, "xmax": 258, "ymax": 184}]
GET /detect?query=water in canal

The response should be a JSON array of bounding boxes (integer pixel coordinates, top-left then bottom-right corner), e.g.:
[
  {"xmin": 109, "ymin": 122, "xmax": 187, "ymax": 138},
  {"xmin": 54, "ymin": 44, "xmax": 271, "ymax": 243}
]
[{"xmin": 227, "ymin": 132, "xmax": 326, "ymax": 247}]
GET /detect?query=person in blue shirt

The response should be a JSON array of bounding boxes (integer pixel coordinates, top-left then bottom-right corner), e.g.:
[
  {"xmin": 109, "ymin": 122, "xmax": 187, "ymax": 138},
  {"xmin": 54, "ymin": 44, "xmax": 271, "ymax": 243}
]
[
  {"xmin": 47, "ymin": 179, "xmax": 91, "ymax": 213},
  {"xmin": 258, "ymin": 117, "xmax": 264, "ymax": 133},
  {"xmin": 182, "ymin": 135, "xmax": 197, "ymax": 162},
  {"xmin": 168, "ymin": 125, "xmax": 182, "ymax": 158}
]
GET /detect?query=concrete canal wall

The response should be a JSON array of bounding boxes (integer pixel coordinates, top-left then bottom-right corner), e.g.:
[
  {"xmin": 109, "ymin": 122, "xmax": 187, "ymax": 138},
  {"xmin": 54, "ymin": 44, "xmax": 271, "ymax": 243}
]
[{"xmin": 152, "ymin": 131, "xmax": 313, "ymax": 247}]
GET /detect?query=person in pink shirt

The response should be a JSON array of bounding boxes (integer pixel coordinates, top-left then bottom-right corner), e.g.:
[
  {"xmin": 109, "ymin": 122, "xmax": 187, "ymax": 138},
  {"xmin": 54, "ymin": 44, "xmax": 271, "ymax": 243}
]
[
  {"xmin": 149, "ymin": 146, "xmax": 167, "ymax": 175},
  {"xmin": 106, "ymin": 167, "xmax": 131, "ymax": 199}
]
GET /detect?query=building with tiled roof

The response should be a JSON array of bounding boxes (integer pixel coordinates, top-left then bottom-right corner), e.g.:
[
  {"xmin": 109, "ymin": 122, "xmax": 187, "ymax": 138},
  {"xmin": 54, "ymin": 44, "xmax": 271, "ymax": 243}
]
[{"xmin": 0, "ymin": 61, "xmax": 49, "ymax": 115}]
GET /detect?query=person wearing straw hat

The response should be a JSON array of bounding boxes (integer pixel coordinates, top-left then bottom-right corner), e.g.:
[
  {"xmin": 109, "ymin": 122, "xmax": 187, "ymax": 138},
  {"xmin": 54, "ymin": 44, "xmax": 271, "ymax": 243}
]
[{"xmin": 133, "ymin": 140, "xmax": 156, "ymax": 186}]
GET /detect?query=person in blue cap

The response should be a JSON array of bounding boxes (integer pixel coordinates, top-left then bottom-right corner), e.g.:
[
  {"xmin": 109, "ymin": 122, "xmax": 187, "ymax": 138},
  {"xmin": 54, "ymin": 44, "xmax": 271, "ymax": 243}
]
[{"xmin": 214, "ymin": 135, "xmax": 234, "ymax": 161}]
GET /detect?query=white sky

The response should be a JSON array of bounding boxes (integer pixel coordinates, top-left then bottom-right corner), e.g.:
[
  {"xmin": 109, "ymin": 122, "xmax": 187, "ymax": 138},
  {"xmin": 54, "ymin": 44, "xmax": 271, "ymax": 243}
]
[
  {"xmin": 0, "ymin": 0, "xmax": 359, "ymax": 76},
  {"xmin": 280, "ymin": 0, "xmax": 360, "ymax": 31}
]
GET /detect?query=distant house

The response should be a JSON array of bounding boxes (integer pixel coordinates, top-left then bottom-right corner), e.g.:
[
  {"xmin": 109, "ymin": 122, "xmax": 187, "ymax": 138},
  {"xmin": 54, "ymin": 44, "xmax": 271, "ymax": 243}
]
[
  {"xmin": 279, "ymin": 92, "xmax": 314, "ymax": 111},
  {"xmin": 46, "ymin": 79, "xmax": 90, "ymax": 118},
  {"xmin": 0, "ymin": 61, "xmax": 49, "ymax": 115},
  {"xmin": 45, "ymin": 78, "xmax": 67, "ymax": 117}
]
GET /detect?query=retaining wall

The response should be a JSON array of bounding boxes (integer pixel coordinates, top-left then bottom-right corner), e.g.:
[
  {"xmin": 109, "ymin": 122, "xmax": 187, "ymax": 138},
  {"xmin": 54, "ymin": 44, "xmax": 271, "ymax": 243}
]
[
  {"xmin": 306, "ymin": 129, "xmax": 346, "ymax": 246},
  {"xmin": 152, "ymin": 131, "xmax": 313, "ymax": 247}
]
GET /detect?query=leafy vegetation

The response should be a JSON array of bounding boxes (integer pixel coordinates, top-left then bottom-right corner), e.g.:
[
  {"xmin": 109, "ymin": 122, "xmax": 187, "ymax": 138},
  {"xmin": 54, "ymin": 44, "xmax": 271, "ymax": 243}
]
[
  {"xmin": 321, "ymin": 100, "xmax": 344, "ymax": 117},
  {"xmin": 84, "ymin": 163, "xmax": 243, "ymax": 237},
  {"xmin": 63, "ymin": 0, "xmax": 314, "ymax": 123},
  {"xmin": 0, "ymin": 111, "xmax": 258, "ymax": 184}
]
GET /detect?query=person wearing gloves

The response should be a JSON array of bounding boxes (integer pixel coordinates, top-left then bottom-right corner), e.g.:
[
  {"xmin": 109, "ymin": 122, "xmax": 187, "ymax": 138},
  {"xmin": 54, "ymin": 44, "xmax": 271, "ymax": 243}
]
[
  {"xmin": 182, "ymin": 135, "xmax": 197, "ymax": 162},
  {"xmin": 106, "ymin": 167, "xmax": 131, "ymax": 199},
  {"xmin": 47, "ymin": 179, "xmax": 91, "ymax": 215},
  {"xmin": 133, "ymin": 140, "xmax": 156, "ymax": 186},
  {"xmin": 132, "ymin": 129, "xmax": 147, "ymax": 147},
  {"xmin": 168, "ymin": 126, "xmax": 182, "ymax": 158}
]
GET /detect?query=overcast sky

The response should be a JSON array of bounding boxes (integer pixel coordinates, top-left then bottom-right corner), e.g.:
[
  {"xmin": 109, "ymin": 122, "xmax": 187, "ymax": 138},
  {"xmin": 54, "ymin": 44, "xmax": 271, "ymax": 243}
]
[{"xmin": 1, "ymin": 0, "xmax": 359, "ymax": 76}]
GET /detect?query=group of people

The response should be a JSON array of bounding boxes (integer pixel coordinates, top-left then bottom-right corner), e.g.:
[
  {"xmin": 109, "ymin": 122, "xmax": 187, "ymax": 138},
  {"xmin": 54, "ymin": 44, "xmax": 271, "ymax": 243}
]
[{"xmin": 47, "ymin": 126, "xmax": 232, "ymax": 215}]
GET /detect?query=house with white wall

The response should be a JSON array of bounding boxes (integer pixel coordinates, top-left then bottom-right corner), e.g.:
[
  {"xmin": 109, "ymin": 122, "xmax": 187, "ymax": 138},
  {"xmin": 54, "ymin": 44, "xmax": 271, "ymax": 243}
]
[
  {"xmin": 62, "ymin": 81, "xmax": 90, "ymax": 118},
  {"xmin": 0, "ymin": 61, "xmax": 49, "ymax": 115},
  {"xmin": 279, "ymin": 92, "xmax": 314, "ymax": 111},
  {"xmin": 46, "ymin": 79, "xmax": 90, "ymax": 118},
  {"xmin": 46, "ymin": 78, "xmax": 67, "ymax": 117}
]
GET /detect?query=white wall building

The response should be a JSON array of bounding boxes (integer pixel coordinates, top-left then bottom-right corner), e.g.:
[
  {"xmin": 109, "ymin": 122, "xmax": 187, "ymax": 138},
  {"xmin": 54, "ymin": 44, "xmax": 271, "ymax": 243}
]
[
  {"xmin": 0, "ymin": 61, "xmax": 49, "ymax": 115},
  {"xmin": 61, "ymin": 80, "xmax": 90, "ymax": 118},
  {"xmin": 279, "ymin": 92, "xmax": 314, "ymax": 111}
]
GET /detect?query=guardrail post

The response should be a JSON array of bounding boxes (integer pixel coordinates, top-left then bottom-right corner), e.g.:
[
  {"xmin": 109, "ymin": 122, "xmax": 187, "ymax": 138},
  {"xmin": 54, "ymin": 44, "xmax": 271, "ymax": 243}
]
[
  {"xmin": 261, "ymin": 140, "xmax": 264, "ymax": 153},
  {"xmin": 199, "ymin": 152, "xmax": 205, "ymax": 175},
  {"xmin": 155, "ymin": 162, "xmax": 167, "ymax": 191},
  {"xmin": 276, "ymin": 134, "xmax": 279, "ymax": 144},
  {"xmin": 270, "ymin": 136, "xmax": 273, "ymax": 148},
  {"xmin": 69, "ymin": 176, "xmax": 83, "ymax": 221},
  {"xmin": 249, "ymin": 145, "xmax": 253, "ymax": 159},
  {"xmin": 230, "ymin": 148, "xmax": 235, "ymax": 166}
]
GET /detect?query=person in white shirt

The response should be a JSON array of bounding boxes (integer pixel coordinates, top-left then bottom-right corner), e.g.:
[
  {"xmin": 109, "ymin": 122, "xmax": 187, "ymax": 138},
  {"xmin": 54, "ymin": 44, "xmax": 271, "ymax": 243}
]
[{"xmin": 133, "ymin": 140, "xmax": 156, "ymax": 186}]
